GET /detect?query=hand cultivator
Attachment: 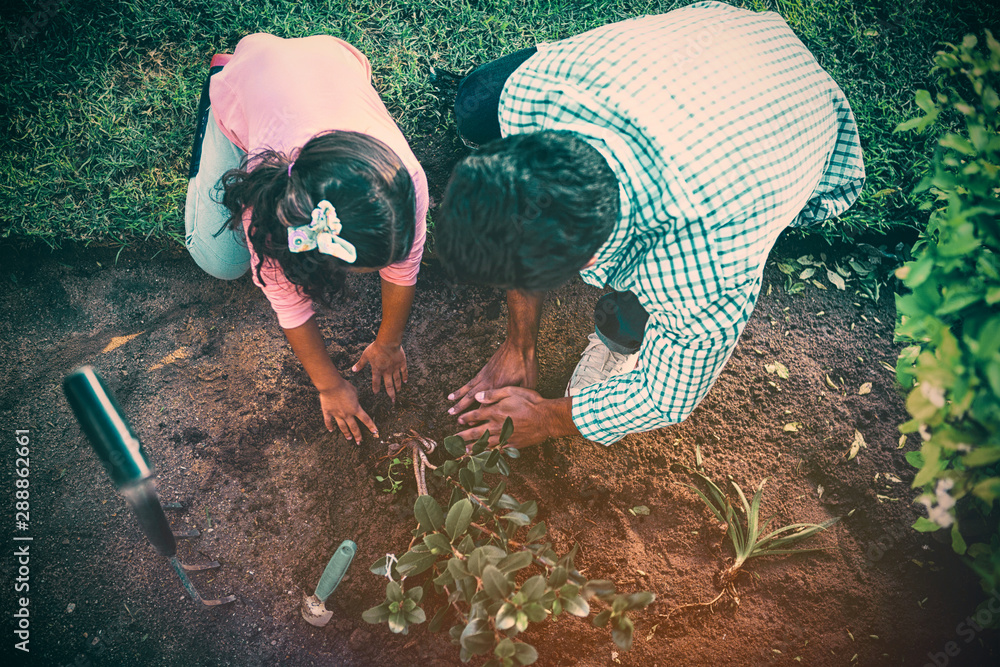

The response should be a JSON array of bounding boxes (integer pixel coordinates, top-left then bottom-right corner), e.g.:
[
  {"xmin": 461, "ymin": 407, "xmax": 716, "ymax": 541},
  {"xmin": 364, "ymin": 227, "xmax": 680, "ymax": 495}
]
[{"xmin": 63, "ymin": 366, "xmax": 236, "ymax": 607}]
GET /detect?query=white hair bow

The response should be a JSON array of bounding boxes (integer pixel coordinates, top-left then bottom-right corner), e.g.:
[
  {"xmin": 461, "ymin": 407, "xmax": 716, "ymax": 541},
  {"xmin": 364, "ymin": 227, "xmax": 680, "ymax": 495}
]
[{"xmin": 286, "ymin": 200, "xmax": 358, "ymax": 263}]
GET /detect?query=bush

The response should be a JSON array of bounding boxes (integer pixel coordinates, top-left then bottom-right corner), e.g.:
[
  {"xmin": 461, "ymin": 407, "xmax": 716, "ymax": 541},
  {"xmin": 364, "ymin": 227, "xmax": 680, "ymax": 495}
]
[{"xmin": 894, "ymin": 31, "xmax": 1000, "ymax": 605}]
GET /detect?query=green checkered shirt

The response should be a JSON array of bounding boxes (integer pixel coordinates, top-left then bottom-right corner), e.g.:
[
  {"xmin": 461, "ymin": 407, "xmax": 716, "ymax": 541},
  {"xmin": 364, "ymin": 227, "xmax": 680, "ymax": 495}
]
[{"xmin": 497, "ymin": 1, "xmax": 865, "ymax": 444}]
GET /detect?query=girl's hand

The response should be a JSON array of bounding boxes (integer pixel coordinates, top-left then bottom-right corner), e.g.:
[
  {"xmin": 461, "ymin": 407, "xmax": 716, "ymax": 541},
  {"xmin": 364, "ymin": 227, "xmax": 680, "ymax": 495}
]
[
  {"xmin": 353, "ymin": 341, "xmax": 408, "ymax": 402},
  {"xmin": 319, "ymin": 380, "xmax": 379, "ymax": 443}
]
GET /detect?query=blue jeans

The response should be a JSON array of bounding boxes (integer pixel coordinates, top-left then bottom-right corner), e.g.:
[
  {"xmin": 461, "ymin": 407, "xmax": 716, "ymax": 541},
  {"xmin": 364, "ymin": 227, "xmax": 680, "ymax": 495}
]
[{"xmin": 184, "ymin": 73, "xmax": 250, "ymax": 280}]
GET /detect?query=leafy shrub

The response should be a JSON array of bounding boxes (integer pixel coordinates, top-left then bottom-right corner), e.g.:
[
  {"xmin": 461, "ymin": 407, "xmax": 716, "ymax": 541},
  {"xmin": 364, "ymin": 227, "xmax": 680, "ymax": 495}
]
[
  {"xmin": 894, "ymin": 32, "xmax": 1000, "ymax": 602},
  {"xmin": 362, "ymin": 419, "xmax": 655, "ymax": 665}
]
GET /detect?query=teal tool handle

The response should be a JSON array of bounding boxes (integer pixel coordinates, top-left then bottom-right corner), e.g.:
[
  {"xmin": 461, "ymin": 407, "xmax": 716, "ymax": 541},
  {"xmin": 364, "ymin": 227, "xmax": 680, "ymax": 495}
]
[
  {"xmin": 63, "ymin": 366, "xmax": 154, "ymax": 489},
  {"xmin": 315, "ymin": 540, "xmax": 357, "ymax": 602}
]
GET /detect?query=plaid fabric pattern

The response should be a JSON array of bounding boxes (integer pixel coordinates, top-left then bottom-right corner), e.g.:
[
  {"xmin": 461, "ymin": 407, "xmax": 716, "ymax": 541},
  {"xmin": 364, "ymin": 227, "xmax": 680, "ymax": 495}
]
[{"xmin": 497, "ymin": 1, "xmax": 865, "ymax": 444}]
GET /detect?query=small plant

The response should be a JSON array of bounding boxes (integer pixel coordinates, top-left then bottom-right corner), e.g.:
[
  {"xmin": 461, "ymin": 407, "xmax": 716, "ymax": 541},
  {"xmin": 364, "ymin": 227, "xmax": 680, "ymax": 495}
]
[
  {"xmin": 375, "ymin": 455, "xmax": 412, "ymax": 494},
  {"xmin": 362, "ymin": 419, "xmax": 655, "ymax": 665},
  {"xmin": 666, "ymin": 450, "xmax": 838, "ymax": 616}
]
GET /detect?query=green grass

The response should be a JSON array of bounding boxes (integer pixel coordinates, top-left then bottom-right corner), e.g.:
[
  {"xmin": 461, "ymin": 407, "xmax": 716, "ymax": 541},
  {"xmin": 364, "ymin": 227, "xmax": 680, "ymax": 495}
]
[{"xmin": 1, "ymin": 0, "xmax": 997, "ymax": 247}]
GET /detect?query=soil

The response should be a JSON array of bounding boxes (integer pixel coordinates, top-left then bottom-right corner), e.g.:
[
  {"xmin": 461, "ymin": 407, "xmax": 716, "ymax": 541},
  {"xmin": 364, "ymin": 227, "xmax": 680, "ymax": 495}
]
[{"xmin": 2, "ymin": 133, "xmax": 998, "ymax": 667}]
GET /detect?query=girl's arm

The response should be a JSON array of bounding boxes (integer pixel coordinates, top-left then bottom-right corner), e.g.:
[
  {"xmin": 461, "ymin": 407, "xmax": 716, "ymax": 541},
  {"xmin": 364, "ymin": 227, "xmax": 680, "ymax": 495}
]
[
  {"xmin": 283, "ymin": 317, "xmax": 378, "ymax": 442},
  {"xmin": 352, "ymin": 278, "xmax": 415, "ymax": 402}
]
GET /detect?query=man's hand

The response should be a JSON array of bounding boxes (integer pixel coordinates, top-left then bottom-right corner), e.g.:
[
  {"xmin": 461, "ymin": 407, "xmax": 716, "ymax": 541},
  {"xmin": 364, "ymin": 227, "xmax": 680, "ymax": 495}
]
[
  {"xmin": 448, "ymin": 339, "xmax": 538, "ymax": 416},
  {"xmin": 319, "ymin": 380, "xmax": 379, "ymax": 443},
  {"xmin": 353, "ymin": 341, "xmax": 408, "ymax": 402},
  {"xmin": 455, "ymin": 387, "xmax": 576, "ymax": 448}
]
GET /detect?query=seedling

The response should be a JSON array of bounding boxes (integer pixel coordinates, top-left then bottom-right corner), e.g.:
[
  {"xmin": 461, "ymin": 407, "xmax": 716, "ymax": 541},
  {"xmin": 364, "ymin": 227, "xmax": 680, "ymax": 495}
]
[
  {"xmin": 666, "ymin": 448, "xmax": 838, "ymax": 617},
  {"xmin": 376, "ymin": 455, "xmax": 413, "ymax": 495},
  {"xmin": 363, "ymin": 419, "xmax": 655, "ymax": 665}
]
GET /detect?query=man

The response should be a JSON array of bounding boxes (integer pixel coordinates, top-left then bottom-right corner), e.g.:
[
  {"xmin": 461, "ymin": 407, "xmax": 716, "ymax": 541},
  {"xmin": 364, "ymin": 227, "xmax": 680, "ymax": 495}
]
[{"xmin": 437, "ymin": 1, "xmax": 865, "ymax": 448}]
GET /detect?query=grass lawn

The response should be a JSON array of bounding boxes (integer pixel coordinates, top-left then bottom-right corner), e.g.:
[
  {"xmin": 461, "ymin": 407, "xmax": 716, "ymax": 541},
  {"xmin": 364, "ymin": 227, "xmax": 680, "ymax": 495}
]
[{"xmin": 1, "ymin": 0, "xmax": 997, "ymax": 247}]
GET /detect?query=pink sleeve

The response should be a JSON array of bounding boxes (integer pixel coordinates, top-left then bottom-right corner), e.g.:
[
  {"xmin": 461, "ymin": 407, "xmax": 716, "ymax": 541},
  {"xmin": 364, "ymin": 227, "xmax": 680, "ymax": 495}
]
[
  {"xmin": 243, "ymin": 214, "xmax": 316, "ymax": 329},
  {"xmin": 379, "ymin": 167, "xmax": 428, "ymax": 286}
]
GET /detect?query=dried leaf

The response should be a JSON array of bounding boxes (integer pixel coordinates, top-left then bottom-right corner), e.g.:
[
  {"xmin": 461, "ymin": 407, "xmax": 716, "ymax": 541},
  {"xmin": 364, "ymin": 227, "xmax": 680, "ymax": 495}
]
[
  {"xmin": 827, "ymin": 269, "xmax": 847, "ymax": 290},
  {"xmin": 846, "ymin": 430, "xmax": 867, "ymax": 460},
  {"xmin": 817, "ymin": 484, "xmax": 825, "ymax": 499},
  {"xmin": 783, "ymin": 422, "xmax": 801, "ymax": 432},
  {"xmin": 825, "ymin": 374, "xmax": 839, "ymax": 390},
  {"xmin": 799, "ymin": 267, "xmax": 816, "ymax": 280},
  {"xmin": 764, "ymin": 362, "xmax": 790, "ymax": 379},
  {"xmin": 858, "ymin": 382, "xmax": 872, "ymax": 395},
  {"xmin": 629, "ymin": 505, "xmax": 650, "ymax": 516},
  {"xmin": 897, "ymin": 435, "xmax": 907, "ymax": 449}
]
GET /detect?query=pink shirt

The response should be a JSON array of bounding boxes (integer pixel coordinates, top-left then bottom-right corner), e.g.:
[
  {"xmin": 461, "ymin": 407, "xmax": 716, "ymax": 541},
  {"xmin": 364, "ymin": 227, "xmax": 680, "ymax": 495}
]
[{"xmin": 210, "ymin": 33, "xmax": 427, "ymax": 329}]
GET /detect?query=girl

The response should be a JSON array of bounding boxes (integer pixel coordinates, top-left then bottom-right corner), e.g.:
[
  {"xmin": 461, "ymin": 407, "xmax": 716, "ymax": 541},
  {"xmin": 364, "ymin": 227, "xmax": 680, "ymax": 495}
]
[{"xmin": 184, "ymin": 33, "xmax": 427, "ymax": 444}]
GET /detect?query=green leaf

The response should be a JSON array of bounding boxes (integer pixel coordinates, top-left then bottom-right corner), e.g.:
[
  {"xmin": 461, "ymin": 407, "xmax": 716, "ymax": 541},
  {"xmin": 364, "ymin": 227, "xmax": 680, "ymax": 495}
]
[
  {"xmin": 514, "ymin": 642, "xmax": 539, "ymax": 665},
  {"xmin": 622, "ymin": 591, "xmax": 655, "ymax": 610},
  {"xmin": 526, "ymin": 522, "xmax": 547, "ymax": 543},
  {"xmin": 388, "ymin": 609, "xmax": 409, "ymax": 634},
  {"xmin": 523, "ymin": 602, "xmax": 548, "ymax": 622},
  {"xmin": 460, "ymin": 618, "xmax": 494, "ymax": 655},
  {"xmin": 581, "ymin": 579, "xmax": 616, "ymax": 599},
  {"xmin": 429, "ymin": 604, "xmax": 449, "ymax": 632},
  {"xmin": 505, "ymin": 446, "xmax": 521, "ymax": 459},
  {"xmin": 611, "ymin": 616, "xmax": 635, "ymax": 650},
  {"xmin": 548, "ymin": 566, "xmax": 568, "ymax": 588},
  {"xmin": 498, "ymin": 550, "xmax": 534, "ymax": 574},
  {"xmin": 561, "ymin": 594, "xmax": 590, "ymax": 617},
  {"xmin": 500, "ymin": 417, "xmax": 515, "ymax": 445},
  {"xmin": 414, "ymin": 495, "xmax": 445, "ymax": 533},
  {"xmin": 361, "ymin": 602, "xmax": 391, "ymax": 624},
  {"xmin": 482, "ymin": 564, "xmax": 510, "ymax": 601},
  {"xmin": 520, "ymin": 575, "xmax": 547, "ymax": 602},
  {"xmin": 905, "ymin": 450, "xmax": 925, "ymax": 468},
  {"xmin": 459, "ymin": 468, "xmax": 476, "ymax": 492},
  {"xmin": 963, "ymin": 447, "xmax": 1000, "ymax": 467},
  {"xmin": 951, "ymin": 522, "xmax": 968, "ymax": 555},
  {"xmin": 593, "ymin": 609, "xmax": 612, "ymax": 627},
  {"xmin": 446, "ymin": 499, "xmax": 474, "ymax": 541},
  {"xmin": 495, "ymin": 637, "xmax": 516, "ymax": 659},
  {"xmin": 386, "ymin": 581, "xmax": 404, "ymax": 602},
  {"xmin": 496, "ymin": 602, "xmax": 518, "ymax": 631},
  {"xmin": 444, "ymin": 435, "xmax": 467, "ymax": 457},
  {"xmin": 912, "ymin": 517, "xmax": 943, "ymax": 532},
  {"xmin": 485, "ymin": 448, "xmax": 502, "ymax": 471},
  {"xmin": 424, "ymin": 532, "xmax": 453, "ymax": 555},
  {"xmin": 395, "ymin": 550, "xmax": 438, "ymax": 577},
  {"xmin": 503, "ymin": 511, "xmax": 531, "ymax": 526}
]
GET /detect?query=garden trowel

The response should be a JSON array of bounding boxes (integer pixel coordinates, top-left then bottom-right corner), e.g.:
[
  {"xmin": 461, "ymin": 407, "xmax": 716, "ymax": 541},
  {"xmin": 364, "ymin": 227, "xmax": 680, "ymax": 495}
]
[{"xmin": 301, "ymin": 540, "xmax": 357, "ymax": 626}]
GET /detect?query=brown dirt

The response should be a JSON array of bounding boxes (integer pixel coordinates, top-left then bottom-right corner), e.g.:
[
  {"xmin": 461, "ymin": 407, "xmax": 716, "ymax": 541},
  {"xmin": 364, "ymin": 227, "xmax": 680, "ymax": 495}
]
[{"xmin": 2, "ymin": 137, "xmax": 998, "ymax": 667}]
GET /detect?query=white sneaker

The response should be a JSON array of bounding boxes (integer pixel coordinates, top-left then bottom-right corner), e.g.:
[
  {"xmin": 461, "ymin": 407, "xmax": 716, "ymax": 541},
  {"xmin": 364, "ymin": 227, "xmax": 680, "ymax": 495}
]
[{"xmin": 566, "ymin": 333, "xmax": 639, "ymax": 397}]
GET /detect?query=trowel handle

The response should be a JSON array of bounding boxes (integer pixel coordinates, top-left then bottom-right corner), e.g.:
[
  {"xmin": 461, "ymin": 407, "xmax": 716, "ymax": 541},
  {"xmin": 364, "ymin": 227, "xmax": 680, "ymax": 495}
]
[
  {"xmin": 63, "ymin": 366, "xmax": 154, "ymax": 489},
  {"xmin": 315, "ymin": 540, "xmax": 357, "ymax": 602}
]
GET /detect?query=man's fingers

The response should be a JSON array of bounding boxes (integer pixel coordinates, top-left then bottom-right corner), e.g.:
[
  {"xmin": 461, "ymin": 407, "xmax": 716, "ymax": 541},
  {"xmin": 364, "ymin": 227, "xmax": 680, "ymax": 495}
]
[
  {"xmin": 475, "ymin": 386, "xmax": 516, "ymax": 405},
  {"xmin": 324, "ymin": 412, "xmax": 336, "ymax": 433},
  {"xmin": 448, "ymin": 372, "xmax": 483, "ymax": 403},
  {"xmin": 401, "ymin": 363, "xmax": 408, "ymax": 384},
  {"xmin": 358, "ymin": 409, "xmax": 379, "ymax": 438},
  {"xmin": 449, "ymin": 390, "xmax": 481, "ymax": 416},
  {"xmin": 454, "ymin": 424, "xmax": 489, "ymax": 443},
  {"xmin": 384, "ymin": 373, "xmax": 397, "ymax": 403},
  {"xmin": 335, "ymin": 417, "xmax": 353, "ymax": 442},
  {"xmin": 393, "ymin": 370, "xmax": 403, "ymax": 394},
  {"xmin": 352, "ymin": 355, "xmax": 369, "ymax": 374},
  {"xmin": 345, "ymin": 416, "xmax": 363, "ymax": 443}
]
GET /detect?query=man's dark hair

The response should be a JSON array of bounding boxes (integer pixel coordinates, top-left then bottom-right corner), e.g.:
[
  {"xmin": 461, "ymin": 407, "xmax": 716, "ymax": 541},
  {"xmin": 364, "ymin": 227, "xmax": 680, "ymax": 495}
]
[
  {"xmin": 221, "ymin": 131, "xmax": 415, "ymax": 306},
  {"xmin": 437, "ymin": 131, "xmax": 619, "ymax": 291}
]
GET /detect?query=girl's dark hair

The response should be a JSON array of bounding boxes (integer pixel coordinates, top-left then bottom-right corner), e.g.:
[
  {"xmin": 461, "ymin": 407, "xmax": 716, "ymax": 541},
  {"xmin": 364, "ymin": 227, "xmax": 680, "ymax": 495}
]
[
  {"xmin": 436, "ymin": 131, "xmax": 619, "ymax": 292},
  {"xmin": 221, "ymin": 131, "xmax": 416, "ymax": 306}
]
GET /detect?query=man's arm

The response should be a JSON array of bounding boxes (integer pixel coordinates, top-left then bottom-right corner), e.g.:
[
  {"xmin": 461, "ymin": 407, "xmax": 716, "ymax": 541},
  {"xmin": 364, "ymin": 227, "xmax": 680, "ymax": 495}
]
[{"xmin": 448, "ymin": 289, "xmax": 544, "ymax": 415}]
